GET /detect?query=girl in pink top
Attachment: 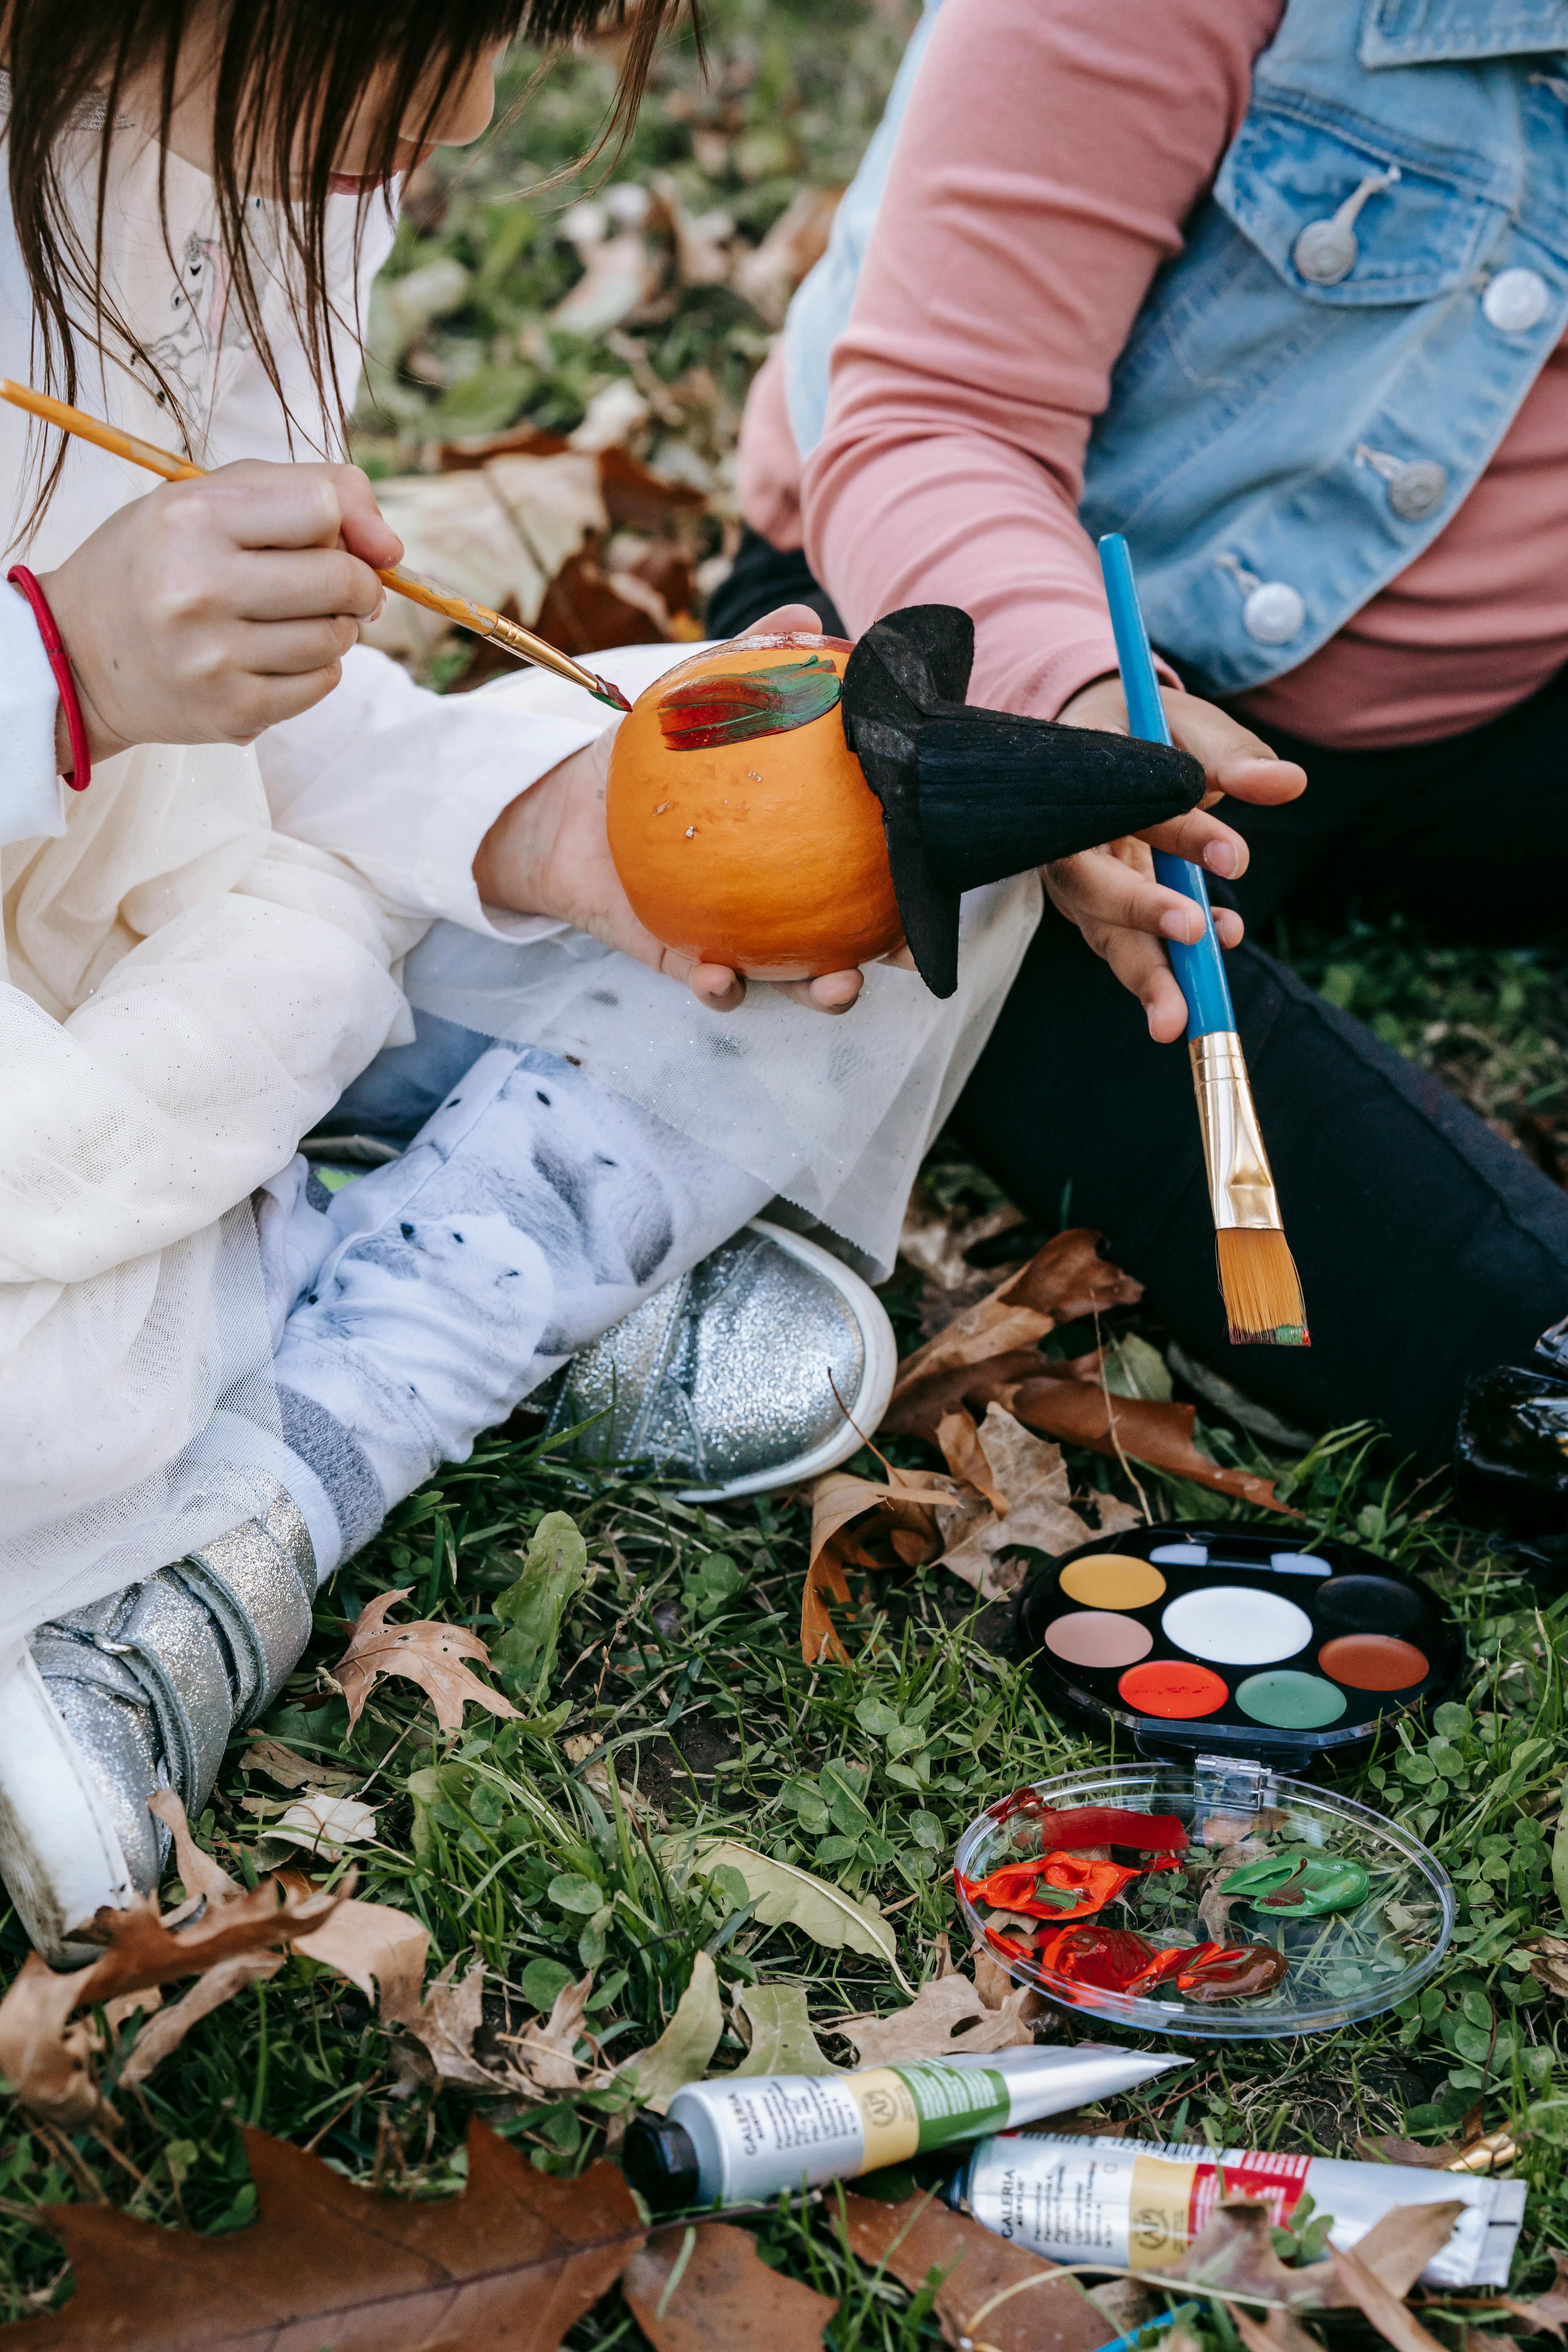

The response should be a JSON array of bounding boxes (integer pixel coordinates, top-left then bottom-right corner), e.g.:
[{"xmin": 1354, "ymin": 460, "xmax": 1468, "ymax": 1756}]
[{"xmin": 718, "ymin": 0, "xmax": 1568, "ymax": 1519}]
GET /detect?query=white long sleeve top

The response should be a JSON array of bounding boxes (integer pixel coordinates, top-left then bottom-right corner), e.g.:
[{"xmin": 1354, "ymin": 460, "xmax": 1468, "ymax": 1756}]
[{"xmin": 0, "ymin": 124, "xmax": 603, "ymax": 1292}]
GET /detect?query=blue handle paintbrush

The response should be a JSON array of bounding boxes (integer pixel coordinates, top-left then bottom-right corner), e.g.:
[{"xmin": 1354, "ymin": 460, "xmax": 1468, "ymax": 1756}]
[{"xmin": 1098, "ymin": 533, "xmax": 1308, "ymax": 1348}]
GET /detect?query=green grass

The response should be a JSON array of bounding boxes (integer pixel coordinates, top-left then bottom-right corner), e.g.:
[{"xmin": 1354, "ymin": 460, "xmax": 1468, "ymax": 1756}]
[{"xmin": 3, "ymin": 1, "xmax": 1568, "ymax": 2338}]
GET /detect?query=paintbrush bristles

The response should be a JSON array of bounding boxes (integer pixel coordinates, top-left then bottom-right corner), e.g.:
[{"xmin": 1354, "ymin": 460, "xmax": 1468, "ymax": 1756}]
[{"xmin": 1216, "ymin": 1227, "xmax": 1310, "ymax": 1348}]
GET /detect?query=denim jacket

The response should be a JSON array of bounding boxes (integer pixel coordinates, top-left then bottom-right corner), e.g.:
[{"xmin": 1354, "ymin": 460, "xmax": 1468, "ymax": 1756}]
[{"xmin": 783, "ymin": 0, "xmax": 1568, "ymax": 696}]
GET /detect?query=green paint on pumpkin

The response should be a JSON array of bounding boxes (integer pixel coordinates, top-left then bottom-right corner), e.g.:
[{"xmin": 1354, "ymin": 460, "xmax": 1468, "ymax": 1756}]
[{"xmin": 658, "ymin": 655, "xmax": 842, "ymax": 751}]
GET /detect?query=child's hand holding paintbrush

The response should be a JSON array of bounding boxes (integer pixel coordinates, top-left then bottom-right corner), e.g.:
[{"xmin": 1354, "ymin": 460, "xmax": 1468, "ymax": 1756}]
[{"xmin": 34, "ymin": 457, "xmax": 402, "ymax": 768}]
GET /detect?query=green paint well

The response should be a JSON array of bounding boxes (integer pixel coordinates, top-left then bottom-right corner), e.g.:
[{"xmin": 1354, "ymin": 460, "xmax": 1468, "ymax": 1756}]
[{"xmin": 1234, "ymin": 1670, "xmax": 1347, "ymax": 1730}]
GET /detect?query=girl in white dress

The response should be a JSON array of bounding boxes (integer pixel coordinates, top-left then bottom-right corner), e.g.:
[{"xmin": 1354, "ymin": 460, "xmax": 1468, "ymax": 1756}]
[{"xmin": 0, "ymin": 0, "xmax": 1038, "ymax": 1955}]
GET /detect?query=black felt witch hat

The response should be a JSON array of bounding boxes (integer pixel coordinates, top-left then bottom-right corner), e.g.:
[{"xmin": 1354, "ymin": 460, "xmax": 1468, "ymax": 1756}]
[{"xmin": 839, "ymin": 604, "xmax": 1205, "ymax": 998}]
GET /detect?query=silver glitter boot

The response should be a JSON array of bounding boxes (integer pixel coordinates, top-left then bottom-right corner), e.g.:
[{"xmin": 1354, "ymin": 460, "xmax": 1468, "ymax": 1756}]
[
  {"xmin": 544, "ymin": 1218, "xmax": 898, "ymax": 1499},
  {"xmin": 0, "ymin": 1477, "xmax": 316, "ymax": 1962}
]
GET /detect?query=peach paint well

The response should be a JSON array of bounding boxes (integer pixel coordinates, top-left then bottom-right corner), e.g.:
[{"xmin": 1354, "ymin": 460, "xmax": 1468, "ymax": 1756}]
[
  {"xmin": 1044, "ymin": 1611, "xmax": 1154, "ymax": 1669},
  {"xmin": 1317, "ymin": 1633, "xmax": 1429, "ymax": 1691},
  {"xmin": 1117, "ymin": 1659, "xmax": 1229, "ymax": 1719}
]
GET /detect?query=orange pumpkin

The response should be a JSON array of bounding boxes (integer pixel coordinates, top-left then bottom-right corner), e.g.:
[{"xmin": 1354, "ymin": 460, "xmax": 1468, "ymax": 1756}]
[{"xmin": 605, "ymin": 632, "xmax": 904, "ymax": 981}]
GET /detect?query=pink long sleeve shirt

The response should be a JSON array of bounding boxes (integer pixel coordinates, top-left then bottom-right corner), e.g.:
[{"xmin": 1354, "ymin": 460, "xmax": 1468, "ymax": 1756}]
[{"xmin": 737, "ymin": 0, "xmax": 1568, "ymax": 751}]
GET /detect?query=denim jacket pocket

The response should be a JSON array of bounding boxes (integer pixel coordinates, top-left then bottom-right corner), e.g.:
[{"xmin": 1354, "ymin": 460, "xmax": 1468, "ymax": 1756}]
[{"xmin": 1215, "ymin": 100, "xmax": 1510, "ymax": 306}]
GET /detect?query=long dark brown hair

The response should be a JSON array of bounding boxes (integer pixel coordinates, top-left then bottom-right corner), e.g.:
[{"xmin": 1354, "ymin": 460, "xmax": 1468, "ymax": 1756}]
[{"xmin": 5, "ymin": 0, "xmax": 687, "ymax": 514}]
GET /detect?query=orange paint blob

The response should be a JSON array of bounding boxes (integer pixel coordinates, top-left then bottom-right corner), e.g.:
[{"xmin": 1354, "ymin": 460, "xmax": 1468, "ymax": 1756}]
[{"xmin": 605, "ymin": 633, "xmax": 905, "ymax": 982}]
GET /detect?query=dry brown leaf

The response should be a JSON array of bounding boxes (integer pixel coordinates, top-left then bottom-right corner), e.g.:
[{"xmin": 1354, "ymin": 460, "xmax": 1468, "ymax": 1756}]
[
  {"xmin": 117, "ymin": 1951, "xmax": 284, "ymax": 2089},
  {"xmin": 285, "ymin": 1886, "xmax": 432, "ymax": 2027},
  {"xmin": 1348, "ymin": 2203, "xmax": 1469, "ymax": 2303},
  {"xmin": 0, "ymin": 1797, "xmax": 343, "ymax": 2127},
  {"xmin": 800, "ymin": 1467, "xmax": 956, "ymax": 1663},
  {"xmin": 1230, "ymin": 2307, "xmax": 1328, "ymax": 2352},
  {"xmin": 1172, "ymin": 2200, "xmax": 1334, "ymax": 2312},
  {"xmin": 889, "ymin": 1231, "xmax": 1143, "ymax": 1406},
  {"xmin": 937, "ymin": 1406, "xmax": 1010, "ymax": 1515},
  {"xmin": 882, "ymin": 1232, "xmax": 1290, "ymax": 1514},
  {"xmin": 241, "ymin": 1736, "xmax": 357, "ymax": 1795},
  {"xmin": 838, "ymin": 2189, "xmax": 1116, "ymax": 2352},
  {"xmin": 397, "ymin": 1958, "xmax": 505, "ymax": 2091},
  {"xmin": 1457, "ymin": 2259, "xmax": 1568, "ymax": 2341},
  {"xmin": 0, "ymin": 2120, "xmax": 644, "ymax": 2350},
  {"xmin": 1355, "ymin": 2136, "xmax": 1467, "ymax": 2170},
  {"xmin": 331, "ymin": 1588, "xmax": 522, "ymax": 1733},
  {"xmin": 624, "ymin": 2220, "xmax": 837, "ymax": 2352},
  {"xmin": 1528, "ymin": 1933, "xmax": 1568, "ymax": 1998},
  {"xmin": 1327, "ymin": 2243, "xmax": 1448, "ymax": 2352},
  {"xmin": 501, "ymin": 1970, "xmax": 596, "ymax": 2094},
  {"xmin": 835, "ymin": 1971, "xmax": 1039, "ymax": 2065},
  {"xmin": 549, "ymin": 231, "xmax": 662, "ymax": 336},
  {"xmin": 933, "ymin": 1408, "xmax": 1102, "ymax": 1600}
]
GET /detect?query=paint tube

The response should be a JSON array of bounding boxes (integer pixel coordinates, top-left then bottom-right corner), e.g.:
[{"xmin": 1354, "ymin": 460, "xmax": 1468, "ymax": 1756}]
[
  {"xmin": 953, "ymin": 2132, "xmax": 1527, "ymax": 2289},
  {"xmin": 624, "ymin": 2045, "xmax": 1185, "ymax": 2211}
]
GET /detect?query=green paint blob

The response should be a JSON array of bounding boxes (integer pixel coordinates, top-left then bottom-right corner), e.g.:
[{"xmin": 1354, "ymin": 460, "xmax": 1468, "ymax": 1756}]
[
  {"xmin": 1234, "ymin": 1670, "xmax": 1347, "ymax": 1730},
  {"xmin": 1222, "ymin": 1849, "xmax": 1369, "ymax": 1915}
]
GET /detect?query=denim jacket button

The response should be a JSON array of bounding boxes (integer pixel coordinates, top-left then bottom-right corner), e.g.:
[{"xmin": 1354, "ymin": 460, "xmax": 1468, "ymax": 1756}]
[
  {"xmin": 1483, "ymin": 267, "xmax": 1550, "ymax": 333},
  {"xmin": 1243, "ymin": 582, "xmax": 1307, "ymax": 643},
  {"xmin": 1292, "ymin": 218, "xmax": 1359, "ymax": 284},
  {"xmin": 1386, "ymin": 459, "xmax": 1448, "ymax": 520}
]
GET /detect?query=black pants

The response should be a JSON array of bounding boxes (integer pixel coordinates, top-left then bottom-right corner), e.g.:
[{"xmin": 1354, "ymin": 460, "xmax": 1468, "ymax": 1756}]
[{"xmin": 713, "ymin": 531, "xmax": 1568, "ymax": 1466}]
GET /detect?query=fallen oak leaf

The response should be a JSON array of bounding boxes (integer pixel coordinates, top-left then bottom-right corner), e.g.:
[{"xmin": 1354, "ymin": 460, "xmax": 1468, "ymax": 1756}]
[
  {"xmin": 499, "ymin": 1969, "xmax": 599, "ymax": 2094},
  {"xmin": 241, "ymin": 1735, "xmax": 357, "ymax": 1794},
  {"xmin": 1342, "ymin": 2202, "xmax": 1470, "ymax": 2303},
  {"xmin": 889, "ymin": 1230, "xmax": 1143, "ymax": 1407},
  {"xmin": 936, "ymin": 1405, "xmax": 1010, "ymax": 1515},
  {"xmin": 682, "ymin": 1841, "xmax": 913, "ymax": 1994},
  {"xmin": 838, "ymin": 2189, "xmax": 1116, "ymax": 2352},
  {"xmin": 1325, "ymin": 2242, "xmax": 1447, "ymax": 2352},
  {"xmin": 800, "ymin": 1467, "xmax": 956, "ymax": 1664},
  {"xmin": 933, "ymin": 1408, "xmax": 1104, "ymax": 1600},
  {"xmin": 725, "ymin": 1984, "xmax": 839, "ymax": 2078},
  {"xmin": 331, "ymin": 1588, "xmax": 522, "ymax": 1732},
  {"xmin": 835, "ymin": 1970, "xmax": 1040, "ymax": 2065},
  {"xmin": 624, "ymin": 2220, "xmax": 837, "ymax": 2352},
  {"xmin": 1172, "ymin": 2199, "xmax": 1334, "ymax": 2312},
  {"xmin": 0, "ymin": 1795, "xmax": 347, "ymax": 2129},
  {"xmin": 617, "ymin": 1949, "xmax": 724, "ymax": 2114},
  {"xmin": 0, "ymin": 2120, "xmax": 644, "ymax": 2351},
  {"xmin": 117, "ymin": 1950, "xmax": 284, "ymax": 2091},
  {"xmin": 1230, "ymin": 2308, "xmax": 1329, "ymax": 2352}
]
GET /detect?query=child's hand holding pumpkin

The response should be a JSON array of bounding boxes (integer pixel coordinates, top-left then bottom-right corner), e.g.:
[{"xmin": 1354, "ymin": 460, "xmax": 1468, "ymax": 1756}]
[{"xmin": 474, "ymin": 603, "xmax": 907, "ymax": 1016}]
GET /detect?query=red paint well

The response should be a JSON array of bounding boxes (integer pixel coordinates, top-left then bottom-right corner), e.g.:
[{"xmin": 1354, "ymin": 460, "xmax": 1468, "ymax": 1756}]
[
  {"xmin": 1317, "ymin": 1633, "xmax": 1428, "ymax": 1691},
  {"xmin": 1118, "ymin": 1659, "xmax": 1229, "ymax": 1719}
]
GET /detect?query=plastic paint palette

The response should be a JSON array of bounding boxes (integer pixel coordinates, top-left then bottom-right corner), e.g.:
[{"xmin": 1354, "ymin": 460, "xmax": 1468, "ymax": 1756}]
[
  {"xmin": 1014, "ymin": 1521, "xmax": 1462, "ymax": 1766},
  {"xmin": 953, "ymin": 1760, "xmax": 1456, "ymax": 2038}
]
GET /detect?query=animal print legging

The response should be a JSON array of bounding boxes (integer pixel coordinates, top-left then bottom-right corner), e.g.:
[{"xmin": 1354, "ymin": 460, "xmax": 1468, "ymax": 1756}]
[{"xmin": 265, "ymin": 1021, "xmax": 769, "ymax": 1563}]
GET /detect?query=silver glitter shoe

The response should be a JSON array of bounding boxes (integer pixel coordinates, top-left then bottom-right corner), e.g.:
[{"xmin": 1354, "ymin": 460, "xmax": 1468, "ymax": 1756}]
[
  {"xmin": 0, "ymin": 1476, "xmax": 315, "ymax": 1962},
  {"xmin": 544, "ymin": 1218, "xmax": 898, "ymax": 1500}
]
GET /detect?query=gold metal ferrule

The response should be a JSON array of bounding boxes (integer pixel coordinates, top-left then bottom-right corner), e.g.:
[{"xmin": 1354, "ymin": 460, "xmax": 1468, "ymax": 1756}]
[
  {"xmin": 1188, "ymin": 1031, "xmax": 1283, "ymax": 1234},
  {"xmin": 1441, "ymin": 2128, "xmax": 1518, "ymax": 2175}
]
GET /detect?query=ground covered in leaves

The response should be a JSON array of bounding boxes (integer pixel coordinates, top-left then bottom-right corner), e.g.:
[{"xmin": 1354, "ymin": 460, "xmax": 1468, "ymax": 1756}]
[{"xmin": 2, "ymin": 2, "xmax": 1568, "ymax": 2342}]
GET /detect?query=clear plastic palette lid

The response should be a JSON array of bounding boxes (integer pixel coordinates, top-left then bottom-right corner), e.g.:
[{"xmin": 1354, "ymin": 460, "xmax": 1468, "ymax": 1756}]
[{"xmin": 953, "ymin": 1760, "xmax": 1454, "ymax": 2040}]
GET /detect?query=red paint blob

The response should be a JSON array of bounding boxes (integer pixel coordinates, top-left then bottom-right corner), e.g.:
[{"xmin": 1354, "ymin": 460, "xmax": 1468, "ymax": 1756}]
[
  {"xmin": 1317, "ymin": 1633, "xmax": 1429, "ymax": 1690},
  {"xmin": 1118, "ymin": 1659, "xmax": 1229, "ymax": 1719}
]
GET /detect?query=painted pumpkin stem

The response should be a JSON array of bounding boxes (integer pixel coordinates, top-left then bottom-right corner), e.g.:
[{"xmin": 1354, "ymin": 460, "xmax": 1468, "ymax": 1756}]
[{"xmin": 659, "ymin": 655, "xmax": 842, "ymax": 751}]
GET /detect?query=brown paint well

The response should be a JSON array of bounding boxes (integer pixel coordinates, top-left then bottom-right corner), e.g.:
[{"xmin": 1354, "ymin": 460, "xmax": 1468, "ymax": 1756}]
[{"xmin": 1316, "ymin": 1633, "xmax": 1429, "ymax": 1691}]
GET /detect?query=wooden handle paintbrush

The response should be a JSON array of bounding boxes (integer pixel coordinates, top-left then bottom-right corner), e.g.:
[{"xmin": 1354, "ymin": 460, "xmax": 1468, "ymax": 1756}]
[
  {"xmin": 0, "ymin": 379, "xmax": 633, "ymax": 714},
  {"xmin": 1098, "ymin": 531, "xmax": 1308, "ymax": 1348}
]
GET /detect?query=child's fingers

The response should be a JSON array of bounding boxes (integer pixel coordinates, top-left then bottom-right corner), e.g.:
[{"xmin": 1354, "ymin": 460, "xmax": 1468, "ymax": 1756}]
[
  {"xmin": 329, "ymin": 465, "xmax": 405, "ymax": 570},
  {"xmin": 189, "ymin": 462, "xmax": 400, "ymax": 563},
  {"xmin": 775, "ymin": 969, "xmax": 864, "ymax": 1013},
  {"xmin": 234, "ymin": 615, "xmax": 363, "ymax": 675},
  {"xmin": 230, "ymin": 546, "xmax": 388, "ymax": 622},
  {"xmin": 1136, "ymin": 804, "xmax": 1250, "ymax": 879}
]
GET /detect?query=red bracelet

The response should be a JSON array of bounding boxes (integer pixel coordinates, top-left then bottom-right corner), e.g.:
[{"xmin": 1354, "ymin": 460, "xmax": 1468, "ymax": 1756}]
[{"xmin": 6, "ymin": 564, "xmax": 90, "ymax": 792}]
